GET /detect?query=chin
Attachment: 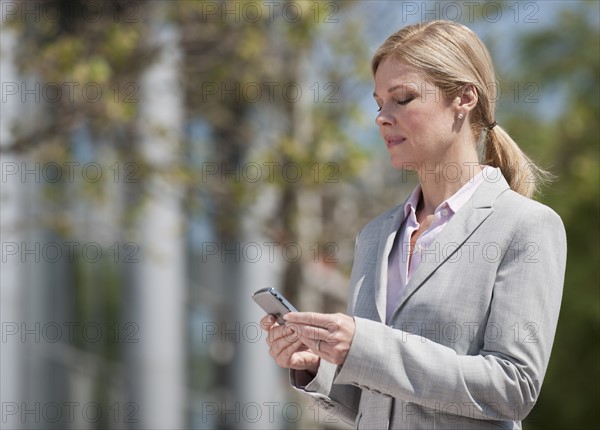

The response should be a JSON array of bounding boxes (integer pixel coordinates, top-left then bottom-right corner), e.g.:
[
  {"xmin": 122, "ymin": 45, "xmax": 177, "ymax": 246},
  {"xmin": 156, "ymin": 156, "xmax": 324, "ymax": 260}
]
[{"xmin": 388, "ymin": 156, "xmax": 418, "ymax": 171}]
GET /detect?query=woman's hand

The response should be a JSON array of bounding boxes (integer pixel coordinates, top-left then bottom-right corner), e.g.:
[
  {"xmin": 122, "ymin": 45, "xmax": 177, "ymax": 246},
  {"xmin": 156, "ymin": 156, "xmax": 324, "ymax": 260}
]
[
  {"xmin": 282, "ymin": 312, "xmax": 356, "ymax": 366},
  {"xmin": 260, "ymin": 315, "xmax": 320, "ymax": 375}
]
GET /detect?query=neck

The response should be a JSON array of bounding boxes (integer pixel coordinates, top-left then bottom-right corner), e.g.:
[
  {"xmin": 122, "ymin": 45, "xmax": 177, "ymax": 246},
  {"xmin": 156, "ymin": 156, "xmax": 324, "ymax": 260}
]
[{"xmin": 416, "ymin": 158, "xmax": 482, "ymax": 215}]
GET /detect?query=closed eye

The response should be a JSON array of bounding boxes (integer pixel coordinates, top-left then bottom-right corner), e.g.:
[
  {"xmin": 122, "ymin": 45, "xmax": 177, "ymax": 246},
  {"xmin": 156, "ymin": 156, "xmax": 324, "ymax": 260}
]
[
  {"xmin": 376, "ymin": 95, "xmax": 414, "ymax": 112},
  {"xmin": 397, "ymin": 96, "xmax": 414, "ymax": 105}
]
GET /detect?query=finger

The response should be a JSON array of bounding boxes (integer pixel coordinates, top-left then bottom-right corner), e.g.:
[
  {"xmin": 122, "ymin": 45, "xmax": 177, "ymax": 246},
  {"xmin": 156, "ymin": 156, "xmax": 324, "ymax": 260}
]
[
  {"xmin": 260, "ymin": 315, "xmax": 277, "ymax": 330},
  {"xmin": 310, "ymin": 338, "xmax": 322, "ymax": 354},
  {"xmin": 267, "ymin": 323, "xmax": 300, "ymax": 348},
  {"xmin": 311, "ymin": 336, "xmax": 350, "ymax": 366},
  {"xmin": 317, "ymin": 343, "xmax": 345, "ymax": 366},
  {"xmin": 283, "ymin": 311, "xmax": 327, "ymax": 326},
  {"xmin": 271, "ymin": 337, "xmax": 303, "ymax": 365},
  {"xmin": 292, "ymin": 323, "xmax": 340, "ymax": 343},
  {"xmin": 277, "ymin": 340, "xmax": 319, "ymax": 370},
  {"xmin": 306, "ymin": 338, "xmax": 335, "ymax": 365},
  {"xmin": 283, "ymin": 312, "xmax": 341, "ymax": 332}
]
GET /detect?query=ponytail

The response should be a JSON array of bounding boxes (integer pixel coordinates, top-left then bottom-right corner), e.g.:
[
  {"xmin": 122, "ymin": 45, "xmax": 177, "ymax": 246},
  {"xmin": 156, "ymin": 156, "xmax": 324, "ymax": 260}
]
[{"xmin": 484, "ymin": 125, "xmax": 553, "ymax": 198}]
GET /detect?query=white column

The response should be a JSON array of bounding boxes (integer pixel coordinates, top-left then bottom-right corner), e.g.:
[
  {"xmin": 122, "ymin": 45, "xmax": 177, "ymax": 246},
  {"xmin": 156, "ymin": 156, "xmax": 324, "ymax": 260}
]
[
  {"xmin": 236, "ymin": 188, "xmax": 292, "ymax": 429},
  {"xmin": 128, "ymin": 18, "xmax": 186, "ymax": 429}
]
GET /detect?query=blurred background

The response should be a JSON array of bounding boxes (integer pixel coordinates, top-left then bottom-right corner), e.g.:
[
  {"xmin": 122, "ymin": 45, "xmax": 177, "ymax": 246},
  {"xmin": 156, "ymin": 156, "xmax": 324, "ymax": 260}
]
[{"xmin": 1, "ymin": 1, "xmax": 598, "ymax": 429}]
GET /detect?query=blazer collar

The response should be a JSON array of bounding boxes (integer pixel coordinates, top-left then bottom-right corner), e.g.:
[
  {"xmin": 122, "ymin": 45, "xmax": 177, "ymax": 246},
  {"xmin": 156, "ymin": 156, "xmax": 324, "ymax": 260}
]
[{"xmin": 378, "ymin": 168, "xmax": 510, "ymax": 323}]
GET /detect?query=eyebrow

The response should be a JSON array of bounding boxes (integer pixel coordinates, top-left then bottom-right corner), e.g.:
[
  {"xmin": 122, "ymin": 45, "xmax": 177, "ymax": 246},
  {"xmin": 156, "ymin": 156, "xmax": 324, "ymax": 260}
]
[{"xmin": 373, "ymin": 84, "xmax": 414, "ymax": 98}]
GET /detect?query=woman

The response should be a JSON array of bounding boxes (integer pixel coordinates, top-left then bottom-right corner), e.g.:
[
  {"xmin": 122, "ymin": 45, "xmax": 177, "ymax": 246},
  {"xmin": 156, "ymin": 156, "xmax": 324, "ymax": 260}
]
[{"xmin": 261, "ymin": 20, "xmax": 566, "ymax": 429}]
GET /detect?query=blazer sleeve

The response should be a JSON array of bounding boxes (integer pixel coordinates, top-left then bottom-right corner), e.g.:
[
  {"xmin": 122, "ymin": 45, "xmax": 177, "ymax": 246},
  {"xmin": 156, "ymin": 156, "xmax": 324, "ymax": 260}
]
[
  {"xmin": 289, "ymin": 362, "xmax": 361, "ymax": 426},
  {"xmin": 333, "ymin": 204, "xmax": 567, "ymax": 422}
]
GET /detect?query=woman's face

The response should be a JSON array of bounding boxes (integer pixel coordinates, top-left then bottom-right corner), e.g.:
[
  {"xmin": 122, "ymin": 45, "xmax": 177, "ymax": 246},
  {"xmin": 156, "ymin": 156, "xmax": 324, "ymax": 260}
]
[{"xmin": 373, "ymin": 57, "xmax": 460, "ymax": 170}]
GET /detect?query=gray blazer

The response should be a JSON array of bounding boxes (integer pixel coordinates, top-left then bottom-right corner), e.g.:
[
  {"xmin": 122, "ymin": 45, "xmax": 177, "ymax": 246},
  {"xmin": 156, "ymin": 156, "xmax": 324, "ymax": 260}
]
[{"xmin": 292, "ymin": 168, "xmax": 567, "ymax": 429}]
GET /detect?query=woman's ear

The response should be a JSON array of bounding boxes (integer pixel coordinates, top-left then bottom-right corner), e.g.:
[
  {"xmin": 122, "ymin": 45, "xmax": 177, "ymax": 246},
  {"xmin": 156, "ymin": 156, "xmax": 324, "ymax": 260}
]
[{"xmin": 457, "ymin": 84, "xmax": 478, "ymax": 113}]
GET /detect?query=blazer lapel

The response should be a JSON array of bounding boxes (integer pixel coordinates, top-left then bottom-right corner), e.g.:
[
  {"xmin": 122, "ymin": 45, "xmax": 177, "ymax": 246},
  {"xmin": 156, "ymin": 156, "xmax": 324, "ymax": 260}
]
[
  {"xmin": 390, "ymin": 172, "xmax": 511, "ymax": 317},
  {"xmin": 373, "ymin": 202, "xmax": 408, "ymax": 322}
]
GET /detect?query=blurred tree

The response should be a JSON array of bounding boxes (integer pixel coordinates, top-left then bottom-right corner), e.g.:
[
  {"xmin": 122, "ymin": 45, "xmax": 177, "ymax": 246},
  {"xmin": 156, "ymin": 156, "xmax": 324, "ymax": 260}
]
[
  {"xmin": 4, "ymin": 1, "xmax": 155, "ymax": 151},
  {"xmin": 170, "ymin": 1, "xmax": 370, "ymax": 426}
]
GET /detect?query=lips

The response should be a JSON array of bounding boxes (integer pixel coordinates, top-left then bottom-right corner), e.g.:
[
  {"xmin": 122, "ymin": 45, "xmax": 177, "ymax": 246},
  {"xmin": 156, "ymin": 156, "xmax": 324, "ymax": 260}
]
[{"xmin": 385, "ymin": 136, "xmax": 406, "ymax": 148}]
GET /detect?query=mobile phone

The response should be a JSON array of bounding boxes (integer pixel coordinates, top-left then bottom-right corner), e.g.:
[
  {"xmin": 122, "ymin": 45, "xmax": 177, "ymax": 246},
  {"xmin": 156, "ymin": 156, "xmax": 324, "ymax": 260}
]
[{"xmin": 252, "ymin": 287, "xmax": 298, "ymax": 325}]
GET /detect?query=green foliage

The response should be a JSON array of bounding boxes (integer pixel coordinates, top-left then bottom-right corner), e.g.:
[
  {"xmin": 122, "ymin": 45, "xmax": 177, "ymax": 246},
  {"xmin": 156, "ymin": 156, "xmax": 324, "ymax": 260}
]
[{"xmin": 6, "ymin": 1, "xmax": 154, "ymax": 143}]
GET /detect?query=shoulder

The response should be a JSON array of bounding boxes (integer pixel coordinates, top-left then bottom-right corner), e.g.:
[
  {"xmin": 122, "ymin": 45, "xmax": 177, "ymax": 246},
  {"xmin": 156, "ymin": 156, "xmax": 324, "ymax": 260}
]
[
  {"xmin": 473, "ymin": 168, "xmax": 565, "ymax": 238},
  {"xmin": 492, "ymin": 189, "xmax": 566, "ymax": 247},
  {"xmin": 497, "ymin": 189, "xmax": 564, "ymax": 228}
]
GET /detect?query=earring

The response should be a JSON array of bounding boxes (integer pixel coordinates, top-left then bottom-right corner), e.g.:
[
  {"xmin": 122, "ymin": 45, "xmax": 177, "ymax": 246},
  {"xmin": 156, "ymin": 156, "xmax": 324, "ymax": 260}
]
[{"xmin": 458, "ymin": 113, "xmax": 464, "ymax": 120}]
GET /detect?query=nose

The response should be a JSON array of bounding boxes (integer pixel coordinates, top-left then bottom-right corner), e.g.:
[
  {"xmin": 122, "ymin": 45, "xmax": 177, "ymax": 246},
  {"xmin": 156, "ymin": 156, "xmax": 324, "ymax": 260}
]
[{"xmin": 375, "ymin": 108, "xmax": 394, "ymax": 127}]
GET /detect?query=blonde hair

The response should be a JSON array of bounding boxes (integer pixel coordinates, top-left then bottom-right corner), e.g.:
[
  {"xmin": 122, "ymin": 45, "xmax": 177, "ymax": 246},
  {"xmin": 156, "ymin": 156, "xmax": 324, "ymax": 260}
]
[{"xmin": 372, "ymin": 20, "xmax": 551, "ymax": 198}]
